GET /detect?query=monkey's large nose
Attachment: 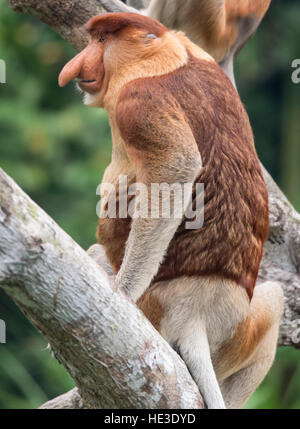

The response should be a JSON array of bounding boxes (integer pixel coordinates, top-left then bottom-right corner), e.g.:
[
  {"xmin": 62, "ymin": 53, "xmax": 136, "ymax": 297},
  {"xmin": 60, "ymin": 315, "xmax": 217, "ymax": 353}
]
[{"xmin": 58, "ymin": 50, "xmax": 85, "ymax": 87}]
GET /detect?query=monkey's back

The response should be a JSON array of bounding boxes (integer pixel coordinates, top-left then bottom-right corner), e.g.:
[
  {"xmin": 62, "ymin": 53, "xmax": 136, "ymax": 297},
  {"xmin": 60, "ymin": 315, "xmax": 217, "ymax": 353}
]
[{"xmin": 99, "ymin": 54, "xmax": 269, "ymax": 300}]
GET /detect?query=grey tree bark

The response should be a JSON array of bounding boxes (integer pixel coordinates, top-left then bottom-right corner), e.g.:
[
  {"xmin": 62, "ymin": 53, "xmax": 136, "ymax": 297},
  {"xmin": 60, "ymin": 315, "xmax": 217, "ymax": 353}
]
[
  {"xmin": 3, "ymin": 0, "xmax": 300, "ymax": 409},
  {"xmin": 0, "ymin": 168, "xmax": 204, "ymax": 409}
]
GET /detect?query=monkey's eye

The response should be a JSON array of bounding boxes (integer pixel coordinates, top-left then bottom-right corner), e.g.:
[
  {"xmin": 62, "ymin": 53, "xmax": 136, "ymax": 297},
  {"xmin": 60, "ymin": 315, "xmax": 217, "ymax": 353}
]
[
  {"xmin": 99, "ymin": 34, "xmax": 106, "ymax": 43},
  {"xmin": 146, "ymin": 33, "xmax": 157, "ymax": 40}
]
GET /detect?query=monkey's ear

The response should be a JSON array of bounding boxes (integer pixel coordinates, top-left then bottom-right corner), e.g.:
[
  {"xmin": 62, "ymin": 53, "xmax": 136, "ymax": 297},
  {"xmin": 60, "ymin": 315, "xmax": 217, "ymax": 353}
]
[{"xmin": 85, "ymin": 12, "xmax": 167, "ymax": 38}]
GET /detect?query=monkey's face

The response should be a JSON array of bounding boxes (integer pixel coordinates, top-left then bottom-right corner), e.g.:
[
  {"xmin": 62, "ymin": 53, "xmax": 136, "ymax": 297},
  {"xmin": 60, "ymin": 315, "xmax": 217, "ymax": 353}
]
[
  {"xmin": 58, "ymin": 13, "xmax": 167, "ymax": 106},
  {"xmin": 58, "ymin": 38, "xmax": 105, "ymax": 99}
]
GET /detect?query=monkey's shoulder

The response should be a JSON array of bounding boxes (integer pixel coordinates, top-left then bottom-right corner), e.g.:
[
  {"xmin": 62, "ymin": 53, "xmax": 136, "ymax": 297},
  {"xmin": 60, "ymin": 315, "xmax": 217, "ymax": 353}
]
[
  {"xmin": 115, "ymin": 78, "xmax": 194, "ymax": 154},
  {"xmin": 115, "ymin": 54, "xmax": 247, "ymax": 132},
  {"xmin": 116, "ymin": 77, "xmax": 185, "ymax": 128}
]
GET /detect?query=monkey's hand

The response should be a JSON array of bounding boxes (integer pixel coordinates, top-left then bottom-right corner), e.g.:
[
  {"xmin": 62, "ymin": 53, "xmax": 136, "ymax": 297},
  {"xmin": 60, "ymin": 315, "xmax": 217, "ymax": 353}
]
[
  {"xmin": 114, "ymin": 90, "xmax": 202, "ymax": 302},
  {"xmin": 113, "ymin": 217, "xmax": 186, "ymax": 302}
]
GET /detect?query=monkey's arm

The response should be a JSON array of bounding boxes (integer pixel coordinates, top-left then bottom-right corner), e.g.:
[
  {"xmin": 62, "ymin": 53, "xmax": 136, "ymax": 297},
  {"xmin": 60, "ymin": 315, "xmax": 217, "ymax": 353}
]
[
  {"xmin": 141, "ymin": 1, "xmax": 271, "ymax": 57},
  {"xmin": 145, "ymin": 0, "xmax": 271, "ymax": 86},
  {"xmin": 114, "ymin": 94, "xmax": 202, "ymax": 302}
]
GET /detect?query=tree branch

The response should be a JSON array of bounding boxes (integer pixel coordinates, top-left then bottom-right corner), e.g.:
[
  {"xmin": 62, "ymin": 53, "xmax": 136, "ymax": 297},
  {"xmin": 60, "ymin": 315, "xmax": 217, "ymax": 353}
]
[
  {"xmin": 39, "ymin": 388, "xmax": 84, "ymax": 409},
  {"xmin": 0, "ymin": 168, "xmax": 204, "ymax": 409},
  {"xmin": 9, "ymin": 0, "xmax": 106, "ymax": 50},
  {"xmin": 260, "ymin": 168, "xmax": 300, "ymax": 348},
  {"xmin": 127, "ymin": 0, "xmax": 145, "ymax": 10}
]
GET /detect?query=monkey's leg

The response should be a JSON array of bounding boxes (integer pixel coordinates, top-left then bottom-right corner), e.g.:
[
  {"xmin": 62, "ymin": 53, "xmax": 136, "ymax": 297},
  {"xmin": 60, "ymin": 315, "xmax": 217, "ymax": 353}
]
[
  {"xmin": 220, "ymin": 281, "xmax": 284, "ymax": 409},
  {"xmin": 220, "ymin": 356, "xmax": 275, "ymax": 409},
  {"xmin": 88, "ymin": 249, "xmax": 224, "ymax": 408},
  {"xmin": 176, "ymin": 320, "xmax": 226, "ymax": 409},
  {"xmin": 87, "ymin": 244, "xmax": 115, "ymax": 277},
  {"xmin": 143, "ymin": 277, "xmax": 252, "ymax": 409}
]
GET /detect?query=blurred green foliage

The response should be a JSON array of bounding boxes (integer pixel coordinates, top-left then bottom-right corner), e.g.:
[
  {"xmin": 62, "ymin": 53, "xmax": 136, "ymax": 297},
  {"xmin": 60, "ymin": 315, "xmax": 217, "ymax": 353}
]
[{"xmin": 0, "ymin": 0, "xmax": 299, "ymax": 409}]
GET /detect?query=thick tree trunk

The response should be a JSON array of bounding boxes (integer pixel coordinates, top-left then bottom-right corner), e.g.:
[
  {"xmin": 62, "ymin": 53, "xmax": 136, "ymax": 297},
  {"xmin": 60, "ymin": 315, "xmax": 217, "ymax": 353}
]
[{"xmin": 3, "ymin": 0, "xmax": 300, "ymax": 409}]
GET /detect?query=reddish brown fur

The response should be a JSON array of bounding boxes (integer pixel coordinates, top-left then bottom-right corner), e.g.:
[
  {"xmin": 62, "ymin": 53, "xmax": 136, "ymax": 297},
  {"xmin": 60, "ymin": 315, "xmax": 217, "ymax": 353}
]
[
  {"xmin": 86, "ymin": 12, "xmax": 167, "ymax": 38},
  {"xmin": 98, "ymin": 55, "xmax": 269, "ymax": 300}
]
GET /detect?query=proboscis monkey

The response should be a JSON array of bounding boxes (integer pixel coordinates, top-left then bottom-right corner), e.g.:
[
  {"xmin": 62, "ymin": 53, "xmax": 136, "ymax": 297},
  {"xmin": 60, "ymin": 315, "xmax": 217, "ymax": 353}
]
[
  {"xmin": 59, "ymin": 12, "xmax": 283, "ymax": 409},
  {"xmin": 98, "ymin": 0, "xmax": 272, "ymax": 86}
]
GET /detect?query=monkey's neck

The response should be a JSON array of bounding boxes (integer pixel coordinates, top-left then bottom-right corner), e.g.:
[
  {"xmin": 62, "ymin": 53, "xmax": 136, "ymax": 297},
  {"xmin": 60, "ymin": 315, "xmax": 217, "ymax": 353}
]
[{"xmin": 103, "ymin": 31, "xmax": 189, "ymax": 114}]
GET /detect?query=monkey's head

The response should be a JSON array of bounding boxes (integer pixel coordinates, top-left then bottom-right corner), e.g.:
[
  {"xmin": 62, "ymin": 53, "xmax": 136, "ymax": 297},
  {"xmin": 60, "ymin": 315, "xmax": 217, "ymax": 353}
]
[{"xmin": 58, "ymin": 13, "xmax": 170, "ymax": 106}]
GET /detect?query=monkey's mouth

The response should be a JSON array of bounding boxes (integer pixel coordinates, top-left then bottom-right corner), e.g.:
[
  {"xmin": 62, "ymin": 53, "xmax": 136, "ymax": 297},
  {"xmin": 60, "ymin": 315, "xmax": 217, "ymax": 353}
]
[{"xmin": 77, "ymin": 79, "xmax": 99, "ymax": 93}]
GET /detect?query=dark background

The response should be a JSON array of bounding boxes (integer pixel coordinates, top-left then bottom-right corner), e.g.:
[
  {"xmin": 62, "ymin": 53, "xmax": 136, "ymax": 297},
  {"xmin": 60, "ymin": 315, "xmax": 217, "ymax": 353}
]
[{"xmin": 0, "ymin": 0, "xmax": 299, "ymax": 408}]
